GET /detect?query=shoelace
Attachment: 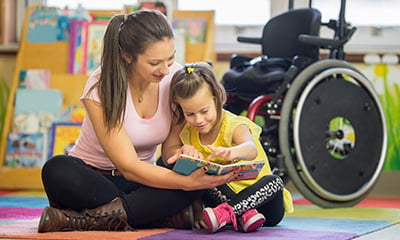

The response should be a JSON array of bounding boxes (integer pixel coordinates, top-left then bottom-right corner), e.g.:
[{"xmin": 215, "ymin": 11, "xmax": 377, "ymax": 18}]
[
  {"xmin": 222, "ymin": 204, "xmax": 238, "ymax": 231},
  {"xmin": 65, "ymin": 209, "xmax": 133, "ymax": 231}
]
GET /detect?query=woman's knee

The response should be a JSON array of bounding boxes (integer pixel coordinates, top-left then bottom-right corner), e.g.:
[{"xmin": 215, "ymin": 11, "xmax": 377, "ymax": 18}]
[{"xmin": 42, "ymin": 155, "xmax": 84, "ymax": 183}]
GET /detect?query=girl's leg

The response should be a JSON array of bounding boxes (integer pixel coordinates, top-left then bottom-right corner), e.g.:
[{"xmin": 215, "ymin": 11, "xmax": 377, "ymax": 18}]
[
  {"xmin": 203, "ymin": 175, "xmax": 285, "ymax": 226},
  {"xmin": 256, "ymin": 191, "xmax": 284, "ymax": 226},
  {"xmin": 228, "ymin": 175, "xmax": 284, "ymax": 216}
]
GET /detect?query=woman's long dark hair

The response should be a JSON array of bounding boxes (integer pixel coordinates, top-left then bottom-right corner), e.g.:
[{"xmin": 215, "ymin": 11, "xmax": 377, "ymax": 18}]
[{"xmin": 89, "ymin": 9, "xmax": 174, "ymax": 132}]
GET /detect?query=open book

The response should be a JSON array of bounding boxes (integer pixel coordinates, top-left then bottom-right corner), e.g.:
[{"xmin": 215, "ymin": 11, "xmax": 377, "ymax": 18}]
[{"xmin": 173, "ymin": 154, "xmax": 265, "ymax": 181}]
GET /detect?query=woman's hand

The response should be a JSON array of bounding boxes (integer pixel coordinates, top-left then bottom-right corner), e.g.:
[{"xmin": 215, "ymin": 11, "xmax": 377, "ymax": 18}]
[
  {"xmin": 183, "ymin": 166, "xmax": 239, "ymax": 191},
  {"xmin": 166, "ymin": 144, "xmax": 204, "ymax": 165},
  {"xmin": 192, "ymin": 200, "xmax": 207, "ymax": 229}
]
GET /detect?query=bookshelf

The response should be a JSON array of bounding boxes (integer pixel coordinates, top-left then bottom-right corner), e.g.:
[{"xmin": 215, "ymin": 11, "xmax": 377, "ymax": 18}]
[
  {"xmin": 0, "ymin": 8, "xmax": 216, "ymax": 189},
  {"xmin": 172, "ymin": 10, "xmax": 216, "ymax": 64},
  {"xmin": 0, "ymin": 8, "xmax": 109, "ymax": 189}
]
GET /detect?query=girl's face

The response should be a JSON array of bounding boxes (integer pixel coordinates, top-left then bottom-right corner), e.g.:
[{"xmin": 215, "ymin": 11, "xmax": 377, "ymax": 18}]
[
  {"xmin": 132, "ymin": 37, "xmax": 176, "ymax": 83},
  {"xmin": 177, "ymin": 83, "xmax": 218, "ymax": 135}
]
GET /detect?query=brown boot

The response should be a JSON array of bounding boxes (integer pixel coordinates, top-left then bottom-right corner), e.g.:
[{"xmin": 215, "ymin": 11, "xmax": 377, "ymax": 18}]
[
  {"xmin": 38, "ymin": 198, "xmax": 132, "ymax": 232},
  {"xmin": 153, "ymin": 205, "xmax": 194, "ymax": 229}
]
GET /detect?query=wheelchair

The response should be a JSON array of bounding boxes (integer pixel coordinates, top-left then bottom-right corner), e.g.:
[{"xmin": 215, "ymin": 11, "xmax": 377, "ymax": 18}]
[{"xmin": 221, "ymin": 0, "xmax": 387, "ymax": 208}]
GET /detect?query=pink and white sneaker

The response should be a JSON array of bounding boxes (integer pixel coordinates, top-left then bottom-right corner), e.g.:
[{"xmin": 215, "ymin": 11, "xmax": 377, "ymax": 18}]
[
  {"xmin": 239, "ymin": 209, "xmax": 266, "ymax": 232},
  {"xmin": 202, "ymin": 202, "xmax": 238, "ymax": 233}
]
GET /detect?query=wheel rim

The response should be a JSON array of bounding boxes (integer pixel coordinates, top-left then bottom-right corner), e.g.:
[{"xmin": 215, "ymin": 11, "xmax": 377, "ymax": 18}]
[{"xmin": 293, "ymin": 67, "xmax": 387, "ymax": 201}]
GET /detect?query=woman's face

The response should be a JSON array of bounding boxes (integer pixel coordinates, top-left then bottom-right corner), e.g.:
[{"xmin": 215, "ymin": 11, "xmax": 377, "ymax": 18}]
[
  {"xmin": 132, "ymin": 37, "xmax": 176, "ymax": 83},
  {"xmin": 177, "ymin": 83, "xmax": 218, "ymax": 135}
]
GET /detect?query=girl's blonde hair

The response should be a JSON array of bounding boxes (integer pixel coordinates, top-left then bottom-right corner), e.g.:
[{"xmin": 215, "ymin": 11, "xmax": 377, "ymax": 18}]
[{"xmin": 170, "ymin": 62, "xmax": 227, "ymax": 124}]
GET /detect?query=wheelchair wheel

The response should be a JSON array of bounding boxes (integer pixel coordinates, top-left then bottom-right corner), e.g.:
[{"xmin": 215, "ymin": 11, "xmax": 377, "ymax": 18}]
[{"xmin": 279, "ymin": 59, "xmax": 387, "ymax": 208}]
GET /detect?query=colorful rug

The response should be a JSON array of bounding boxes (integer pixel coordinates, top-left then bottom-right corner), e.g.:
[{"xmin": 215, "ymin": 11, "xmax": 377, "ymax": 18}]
[{"xmin": 0, "ymin": 189, "xmax": 399, "ymax": 239}]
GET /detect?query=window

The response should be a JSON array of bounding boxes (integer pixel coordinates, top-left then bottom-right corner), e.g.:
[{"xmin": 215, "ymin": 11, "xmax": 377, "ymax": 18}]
[
  {"xmin": 46, "ymin": 0, "xmax": 271, "ymax": 26},
  {"xmin": 312, "ymin": 0, "xmax": 400, "ymax": 26},
  {"xmin": 45, "ymin": 0, "xmax": 135, "ymax": 10},
  {"xmin": 177, "ymin": 0, "xmax": 271, "ymax": 26}
]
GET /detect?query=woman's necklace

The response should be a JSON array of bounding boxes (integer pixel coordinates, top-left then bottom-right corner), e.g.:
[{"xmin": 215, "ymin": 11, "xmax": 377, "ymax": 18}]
[
  {"xmin": 138, "ymin": 94, "xmax": 144, "ymax": 103},
  {"xmin": 131, "ymin": 85, "xmax": 144, "ymax": 103}
]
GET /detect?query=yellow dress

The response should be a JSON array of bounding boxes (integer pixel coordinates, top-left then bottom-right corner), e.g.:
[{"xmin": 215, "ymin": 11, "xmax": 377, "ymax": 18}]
[{"xmin": 179, "ymin": 110, "xmax": 293, "ymax": 213}]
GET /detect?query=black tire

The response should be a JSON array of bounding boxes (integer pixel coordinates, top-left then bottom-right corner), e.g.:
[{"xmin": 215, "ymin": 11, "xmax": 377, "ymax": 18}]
[{"xmin": 279, "ymin": 59, "xmax": 387, "ymax": 208}]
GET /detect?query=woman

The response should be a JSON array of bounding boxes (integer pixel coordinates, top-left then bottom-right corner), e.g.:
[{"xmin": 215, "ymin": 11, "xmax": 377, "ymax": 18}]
[{"xmin": 38, "ymin": 9, "xmax": 238, "ymax": 233}]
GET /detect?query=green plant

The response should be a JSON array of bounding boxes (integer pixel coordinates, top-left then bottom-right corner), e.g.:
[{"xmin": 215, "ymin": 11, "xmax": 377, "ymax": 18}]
[
  {"xmin": 0, "ymin": 77, "xmax": 10, "ymax": 138},
  {"xmin": 372, "ymin": 64, "xmax": 400, "ymax": 171}
]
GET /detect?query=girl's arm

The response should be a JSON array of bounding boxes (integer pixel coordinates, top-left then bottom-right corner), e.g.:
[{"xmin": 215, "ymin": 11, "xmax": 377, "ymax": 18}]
[
  {"xmin": 207, "ymin": 124, "xmax": 258, "ymax": 161},
  {"xmin": 161, "ymin": 121, "xmax": 204, "ymax": 165},
  {"xmin": 84, "ymin": 99, "xmax": 237, "ymax": 190}
]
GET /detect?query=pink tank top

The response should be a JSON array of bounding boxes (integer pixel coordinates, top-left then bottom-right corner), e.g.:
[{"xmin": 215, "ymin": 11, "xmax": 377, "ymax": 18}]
[{"xmin": 68, "ymin": 62, "xmax": 182, "ymax": 169}]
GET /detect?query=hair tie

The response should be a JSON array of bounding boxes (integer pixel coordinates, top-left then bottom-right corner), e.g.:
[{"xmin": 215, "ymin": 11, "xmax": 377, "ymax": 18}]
[
  {"xmin": 119, "ymin": 14, "xmax": 128, "ymax": 33},
  {"xmin": 186, "ymin": 67, "xmax": 195, "ymax": 74}
]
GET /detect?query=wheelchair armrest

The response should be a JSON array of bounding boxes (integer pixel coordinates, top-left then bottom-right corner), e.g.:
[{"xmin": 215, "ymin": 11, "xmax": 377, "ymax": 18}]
[
  {"xmin": 298, "ymin": 34, "xmax": 349, "ymax": 50},
  {"xmin": 237, "ymin": 36, "xmax": 262, "ymax": 45}
]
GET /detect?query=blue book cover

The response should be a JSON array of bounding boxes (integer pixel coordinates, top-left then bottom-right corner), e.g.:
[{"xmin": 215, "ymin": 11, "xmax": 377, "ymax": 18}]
[
  {"xmin": 173, "ymin": 154, "xmax": 265, "ymax": 181},
  {"xmin": 27, "ymin": 7, "xmax": 59, "ymax": 43},
  {"xmin": 5, "ymin": 132, "xmax": 45, "ymax": 167},
  {"xmin": 14, "ymin": 89, "xmax": 63, "ymax": 116}
]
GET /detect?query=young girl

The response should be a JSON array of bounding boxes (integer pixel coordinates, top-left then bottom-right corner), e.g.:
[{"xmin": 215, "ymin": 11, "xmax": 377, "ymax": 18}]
[{"xmin": 166, "ymin": 62, "xmax": 293, "ymax": 233}]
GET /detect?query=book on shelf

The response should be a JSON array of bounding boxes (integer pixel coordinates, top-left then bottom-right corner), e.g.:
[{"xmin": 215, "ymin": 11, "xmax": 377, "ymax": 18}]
[
  {"xmin": 68, "ymin": 19, "xmax": 87, "ymax": 74},
  {"xmin": 81, "ymin": 20, "xmax": 108, "ymax": 75},
  {"xmin": 14, "ymin": 89, "xmax": 63, "ymax": 117},
  {"xmin": 18, "ymin": 69, "xmax": 51, "ymax": 89},
  {"xmin": 5, "ymin": 132, "xmax": 46, "ymax": 168},
  {"xmin": 172, "ymin": 18, "xmax": 207, "ymax": 43},
  {"xmin": 27, "ymin": 7, "xmax": 59, "ymax": 43},
  {"xmin": 173, "ymin": 154, "xmax": 265, "ymax": 181},
  {"xmin": 48, "ymin": 122, "xmax": 82, "ymax": 159}
]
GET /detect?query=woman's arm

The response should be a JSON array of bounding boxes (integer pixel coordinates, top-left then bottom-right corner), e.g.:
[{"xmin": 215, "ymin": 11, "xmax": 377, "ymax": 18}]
[
  {"xmin": 84, "ymin": 99, "xmax": 236, "ymax": 190},
  {"xmin": 206, "ymin": 124, "xmax": 258, "ymax": 162}
]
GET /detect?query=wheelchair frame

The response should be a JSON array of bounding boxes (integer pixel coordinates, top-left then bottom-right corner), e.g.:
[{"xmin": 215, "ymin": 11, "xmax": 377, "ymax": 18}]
[{"xmin": 223, "ymin": 0, "xmax": 387, "ymax": 208}]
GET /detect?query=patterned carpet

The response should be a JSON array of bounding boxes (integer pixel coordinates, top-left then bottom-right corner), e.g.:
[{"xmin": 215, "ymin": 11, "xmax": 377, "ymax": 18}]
[{"xmin": 0, "ymin": 189, "xmax": 399, "ymax": 240}]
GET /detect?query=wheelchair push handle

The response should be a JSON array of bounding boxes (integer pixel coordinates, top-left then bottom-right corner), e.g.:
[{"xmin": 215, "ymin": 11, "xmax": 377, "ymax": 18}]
[{"xmin": 298, "ymin": 26, "xmax": 356, "ymax": 52}]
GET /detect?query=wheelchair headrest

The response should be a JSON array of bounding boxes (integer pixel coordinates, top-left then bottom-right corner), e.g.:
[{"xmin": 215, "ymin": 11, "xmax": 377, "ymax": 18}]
[{"xmin": 261, "ymin": 8, "xmax": 321, "ymax": 61}]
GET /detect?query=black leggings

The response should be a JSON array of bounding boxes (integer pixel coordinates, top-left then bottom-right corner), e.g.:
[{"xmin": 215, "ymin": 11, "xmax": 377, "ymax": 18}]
[
  {"xmin": 41, "ymin": 155, "xmax": 203, "ymax": 227},
  {"xmin": 203, "ymin": 174, "xmax": 285, "ymax": 226}
]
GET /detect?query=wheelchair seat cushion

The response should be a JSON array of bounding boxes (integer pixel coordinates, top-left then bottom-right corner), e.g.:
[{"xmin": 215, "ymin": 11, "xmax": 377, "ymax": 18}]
[{"xmin": 222, "ymin": 57, "xmax": 291, "ymax": 98}]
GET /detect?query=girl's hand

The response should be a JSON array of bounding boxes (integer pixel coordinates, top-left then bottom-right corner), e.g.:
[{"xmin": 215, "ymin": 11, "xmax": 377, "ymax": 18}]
[
  {"xmin": 184, "ymin": 166, "xmax": 239, "ymax": 191},
  {"xmin": 206, "ymin": 145, "xmax": 235, "ymax": 162},
  {"xmin": 166, "ymin": 144, "xmax": 204, "ymax": 165}
]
